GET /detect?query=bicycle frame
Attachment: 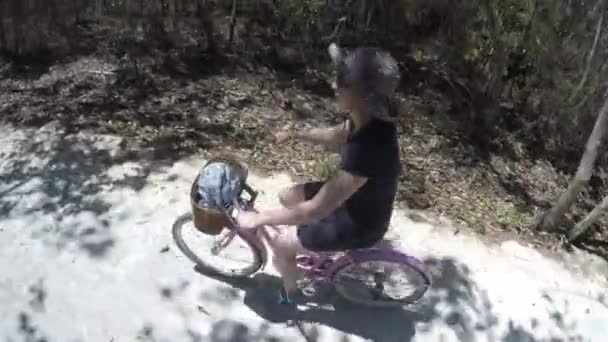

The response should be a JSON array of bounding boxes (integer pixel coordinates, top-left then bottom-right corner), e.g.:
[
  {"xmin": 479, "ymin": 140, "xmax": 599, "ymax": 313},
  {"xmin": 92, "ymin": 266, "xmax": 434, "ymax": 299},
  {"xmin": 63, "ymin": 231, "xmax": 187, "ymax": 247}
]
[
  {"xmin": 219, "ymin": 200, "xmax": 353, "ymax": 280},
  {"xmin": 215, "ymin": 217, "xmax": 354, "ymax": 284},
  {"xmin": 218, "ymin": 209, "xmax": 431, "ymax": 288},
  {"xmin": 214, "ymin": 191, "xmax": 432, "ymax": 292},
  {"xmin": 220, "ymin": 208, "xmax": 270, "ymax": 271}
]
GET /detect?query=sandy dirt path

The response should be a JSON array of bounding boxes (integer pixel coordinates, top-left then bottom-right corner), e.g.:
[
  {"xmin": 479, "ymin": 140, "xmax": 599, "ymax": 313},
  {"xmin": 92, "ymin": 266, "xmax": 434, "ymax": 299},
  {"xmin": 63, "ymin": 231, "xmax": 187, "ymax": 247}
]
[{"xmin": 1, "ymin": 124, "xmax": 607, "ymax": 342}]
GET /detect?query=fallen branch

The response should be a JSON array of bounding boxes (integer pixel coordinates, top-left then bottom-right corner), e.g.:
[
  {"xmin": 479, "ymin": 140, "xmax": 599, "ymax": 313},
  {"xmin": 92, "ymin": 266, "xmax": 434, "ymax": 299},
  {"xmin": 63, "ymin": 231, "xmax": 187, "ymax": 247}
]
[
  {"xmin": 85, "ymin": 70, "xmax": 115, "ymax": 76},
  {"xmin": 569, "ymin": 194, "xmax": 608, "ymax": 241},
  {"xmin": 538, "ymin": 90, "xmax": 608, "ymax": 231}
]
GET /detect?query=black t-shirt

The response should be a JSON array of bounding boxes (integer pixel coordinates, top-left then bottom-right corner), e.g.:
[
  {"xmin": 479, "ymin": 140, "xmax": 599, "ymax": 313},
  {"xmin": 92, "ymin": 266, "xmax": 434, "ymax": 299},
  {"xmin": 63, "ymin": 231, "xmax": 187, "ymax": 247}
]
[{"xmin": 341, "ymin": 118, "xmax": 400, "ymax": 231}]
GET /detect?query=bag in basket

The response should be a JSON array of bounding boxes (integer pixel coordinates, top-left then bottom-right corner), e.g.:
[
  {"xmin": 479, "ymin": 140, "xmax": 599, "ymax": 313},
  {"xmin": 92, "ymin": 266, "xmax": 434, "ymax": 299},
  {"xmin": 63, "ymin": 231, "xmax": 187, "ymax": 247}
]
[{"xmin": 190, "ymin": 158, "xmax": 247, "ymax": 235}]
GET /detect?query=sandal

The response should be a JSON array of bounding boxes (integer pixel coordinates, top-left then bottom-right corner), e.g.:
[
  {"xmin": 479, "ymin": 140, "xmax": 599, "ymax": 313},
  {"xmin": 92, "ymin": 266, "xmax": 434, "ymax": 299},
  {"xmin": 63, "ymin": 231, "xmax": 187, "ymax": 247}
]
[{"xmin": 278, "ymin": 286, "xmax": 294, "ymax": 305}]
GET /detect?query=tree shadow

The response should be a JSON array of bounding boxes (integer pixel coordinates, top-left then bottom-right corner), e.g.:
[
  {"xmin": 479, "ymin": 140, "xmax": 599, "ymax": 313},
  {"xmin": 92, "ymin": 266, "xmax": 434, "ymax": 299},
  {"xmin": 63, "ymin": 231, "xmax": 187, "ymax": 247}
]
[
  {"xmin": 502, "ymin": 320, "xmax": 540, "ymax": 342},
  {"xmin": 207, "ymin": 319, "xmax": 314, "ymax": 342},
  {"xmin": 27, "ymin": 278, "xmax": 47, "ymax": 313},
  {"xmin": 184, "ymin": 255, "xmax": 593, "ymax": 342},
  {"xmin": 415, "ymin": 257, "xmax": 500, "ymax": 341},
  {"xmin": 0, "ymin": 123, "xmax": 179, "ymax": 258},
  {"xmin": 14, "ymin": 312, "xmax": 50, "ymax": 342},
  {"xmin": 191, "ymin": 257, "xmax": 488, "ymax": 342},
  {"xmin": 0, "ymin": 49, "xmax": 56, "ymax": 81}
]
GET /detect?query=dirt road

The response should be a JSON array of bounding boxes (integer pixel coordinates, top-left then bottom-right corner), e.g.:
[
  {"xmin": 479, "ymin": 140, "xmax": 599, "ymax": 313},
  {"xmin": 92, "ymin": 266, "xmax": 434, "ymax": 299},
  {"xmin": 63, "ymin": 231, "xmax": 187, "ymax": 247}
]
[{"xmin": 1, "ymin": 123, "xmax": 607, "ymax": 342}]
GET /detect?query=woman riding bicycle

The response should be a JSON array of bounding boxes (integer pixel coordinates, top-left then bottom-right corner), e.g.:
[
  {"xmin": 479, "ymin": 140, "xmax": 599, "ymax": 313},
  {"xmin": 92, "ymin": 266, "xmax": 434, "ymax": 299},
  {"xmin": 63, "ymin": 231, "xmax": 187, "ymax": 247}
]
[{"xmin": 236, "ymin": 43, "xmax": 402, "ymax": 303}]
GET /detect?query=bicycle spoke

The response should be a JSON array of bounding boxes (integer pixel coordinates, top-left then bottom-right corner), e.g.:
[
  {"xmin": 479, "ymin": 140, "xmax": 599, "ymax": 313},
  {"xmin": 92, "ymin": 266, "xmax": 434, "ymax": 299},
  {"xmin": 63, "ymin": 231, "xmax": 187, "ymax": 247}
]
[
  {"xmin": 334, "ymin": 259, "xmax": 429, "ymax": 306},
  {"xmin": 211, "ymin": 231, "xmax": 237, "ymax": 255},
  {"xmin": 173, "ymin": 213, "xmax": 261, "ymax": 276}
]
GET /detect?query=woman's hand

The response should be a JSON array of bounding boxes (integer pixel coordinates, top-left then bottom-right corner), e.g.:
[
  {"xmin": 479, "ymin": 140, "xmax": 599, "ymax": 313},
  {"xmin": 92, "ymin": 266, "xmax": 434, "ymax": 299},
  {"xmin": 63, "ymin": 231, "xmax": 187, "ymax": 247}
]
[
  {"xmin": 235, "ymin": 210, "xmax": 263, "ymax": 229},
  {"xmin": 273, "ymin": 124, "xmax": 292, "ymax": 144}
]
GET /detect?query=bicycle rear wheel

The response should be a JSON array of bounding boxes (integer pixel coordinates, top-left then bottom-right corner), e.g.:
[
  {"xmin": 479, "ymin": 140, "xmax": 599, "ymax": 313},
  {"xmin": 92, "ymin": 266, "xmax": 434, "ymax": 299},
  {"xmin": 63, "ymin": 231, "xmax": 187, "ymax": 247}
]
[
  {"xmin": 172, "ymin": 212, "xmax": 262, "ymax": 277},
  {"xmin": 332, "ymin": 250, "xmax": 430, "ymax": 308}
]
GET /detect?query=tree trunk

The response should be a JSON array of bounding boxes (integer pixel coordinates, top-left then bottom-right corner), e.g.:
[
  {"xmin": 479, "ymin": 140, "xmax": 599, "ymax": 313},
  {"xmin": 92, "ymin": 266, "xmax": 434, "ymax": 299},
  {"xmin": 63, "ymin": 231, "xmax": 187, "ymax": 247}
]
[
  {"xmin": 228, "ymin": 0, "xmax": 237, "ymax": 46},
  {"xmin": 570, "ymin": 0, "xmax": 605, "ymax": 102},
  {"xmin": 96, "ymin": 0, "xmax": 104, "ymax": 17},
  {"xmin": 357, "ymin": 0, "xmax": 368, "ymax": 33},
  {"xmin": 198, "ymin": 0, "xmax": 216, "ymax": 52},
  {"xmin": 482, "ymin": 0, "xmax": 506, "ymax": 99},
  {"xmin": 538, "ymin": 92, "xmax": 608, "ymax": 231},
  {"xmin": 569, "ymin": 194, "xmax": 608, "ymax": 241}
]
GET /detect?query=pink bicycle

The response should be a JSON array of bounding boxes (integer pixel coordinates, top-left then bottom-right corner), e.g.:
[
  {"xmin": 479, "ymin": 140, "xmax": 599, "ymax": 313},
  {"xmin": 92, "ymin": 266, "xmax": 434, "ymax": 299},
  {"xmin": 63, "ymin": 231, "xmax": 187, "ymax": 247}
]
[{"xmin": 172, "ymin": 184, "xmax": 431, "ymax": 308}]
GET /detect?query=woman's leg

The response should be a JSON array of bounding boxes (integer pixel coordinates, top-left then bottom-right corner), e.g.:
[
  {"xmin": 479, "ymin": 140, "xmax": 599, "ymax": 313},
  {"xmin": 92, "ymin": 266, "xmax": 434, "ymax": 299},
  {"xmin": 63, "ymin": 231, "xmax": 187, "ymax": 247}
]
[
  {"xmin": 266, "ymin": 182, "xmax": 325, "ymax": 296},
  {"xmin": 260, "ymin": 227, "xmax": 306, "ymax": 295}
]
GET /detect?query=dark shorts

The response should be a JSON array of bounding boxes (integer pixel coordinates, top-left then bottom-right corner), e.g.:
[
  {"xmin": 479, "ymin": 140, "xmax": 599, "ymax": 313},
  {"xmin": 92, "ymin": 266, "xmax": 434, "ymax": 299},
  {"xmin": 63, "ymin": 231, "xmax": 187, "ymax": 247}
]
[{"xmin": 295, "ymin": 182, "xmax": 388, "ymax": 252}]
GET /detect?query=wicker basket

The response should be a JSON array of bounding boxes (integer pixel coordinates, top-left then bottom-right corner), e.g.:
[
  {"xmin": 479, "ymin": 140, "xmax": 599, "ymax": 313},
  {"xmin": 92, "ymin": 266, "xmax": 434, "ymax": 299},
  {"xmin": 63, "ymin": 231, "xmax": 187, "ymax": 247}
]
[{"xmin": 190, "ymin": 155, "xmax": 248, "ymax": 236}]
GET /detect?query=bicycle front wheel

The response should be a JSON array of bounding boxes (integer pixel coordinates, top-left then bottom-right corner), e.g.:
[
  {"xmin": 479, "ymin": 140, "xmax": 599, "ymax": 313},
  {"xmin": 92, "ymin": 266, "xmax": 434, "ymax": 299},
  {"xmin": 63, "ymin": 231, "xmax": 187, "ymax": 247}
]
[
  {"xmin": 332, "ymin": 250, "xmax": 431, "ymax": 308},
  {"xmin": 172, "ymin": 212, "xmax": 263, "ymax": 277}
]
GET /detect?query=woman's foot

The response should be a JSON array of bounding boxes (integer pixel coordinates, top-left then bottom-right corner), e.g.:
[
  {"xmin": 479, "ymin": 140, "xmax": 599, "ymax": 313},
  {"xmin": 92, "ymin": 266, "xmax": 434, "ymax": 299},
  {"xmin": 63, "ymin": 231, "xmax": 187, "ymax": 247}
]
[
  {"xmin": 278, "ymin": 287, "xmax": 293, "ymax": 304},
  {"xmin": 279, "ymin": 286, "xmax": 301, "ymax": 305}
]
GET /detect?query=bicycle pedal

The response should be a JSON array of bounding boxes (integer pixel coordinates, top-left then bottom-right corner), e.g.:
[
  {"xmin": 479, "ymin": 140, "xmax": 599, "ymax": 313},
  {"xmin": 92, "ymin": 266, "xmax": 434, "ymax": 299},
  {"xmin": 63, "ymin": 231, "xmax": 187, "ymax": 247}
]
[{"xmin": 296, "ymin": 255, "xmax": 313, "ymax": 265}]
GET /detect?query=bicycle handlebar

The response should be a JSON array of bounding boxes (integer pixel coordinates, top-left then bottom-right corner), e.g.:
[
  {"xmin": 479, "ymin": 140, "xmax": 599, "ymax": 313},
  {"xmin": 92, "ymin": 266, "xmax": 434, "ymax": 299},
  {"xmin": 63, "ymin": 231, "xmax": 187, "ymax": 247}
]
[{"xmin": 240, "ymin": 183, "xmax": 258, "ymax": 208}]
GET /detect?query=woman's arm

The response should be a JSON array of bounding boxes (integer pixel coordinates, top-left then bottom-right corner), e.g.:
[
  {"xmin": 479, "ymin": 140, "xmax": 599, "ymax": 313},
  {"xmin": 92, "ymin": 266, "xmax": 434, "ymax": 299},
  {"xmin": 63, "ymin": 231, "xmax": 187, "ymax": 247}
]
[
  {"xmin": 251, "ymin": 170, "xmax": 366, "ymax": 227},
  {"xmin": 286, "ymin": 121, "xmax": 350, "ymax": 153}
]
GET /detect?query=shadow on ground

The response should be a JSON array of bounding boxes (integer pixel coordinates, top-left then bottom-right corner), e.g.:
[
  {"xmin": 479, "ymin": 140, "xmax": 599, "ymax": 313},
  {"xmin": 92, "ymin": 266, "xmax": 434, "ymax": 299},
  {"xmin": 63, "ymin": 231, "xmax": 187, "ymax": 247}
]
[
  {"xmin": 0, "ymin": 123, "xmax": 179, "ymax": 258},
  {"xmin": 182, "ymin": 257, "xmax": 587, "ymax": 342}
]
